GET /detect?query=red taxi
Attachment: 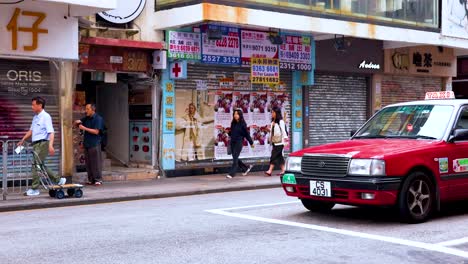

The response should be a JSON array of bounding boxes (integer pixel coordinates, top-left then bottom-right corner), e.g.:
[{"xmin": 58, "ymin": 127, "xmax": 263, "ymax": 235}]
[{"xmin": 282, "ymin": 91, "xmax": 468, "ymax": 223}]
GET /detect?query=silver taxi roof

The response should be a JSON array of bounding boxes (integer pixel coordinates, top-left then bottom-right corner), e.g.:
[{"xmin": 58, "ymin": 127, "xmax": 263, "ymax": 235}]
[{"xmin": 386, "ymin": 99, "xmax": 468, "ymax": 108}]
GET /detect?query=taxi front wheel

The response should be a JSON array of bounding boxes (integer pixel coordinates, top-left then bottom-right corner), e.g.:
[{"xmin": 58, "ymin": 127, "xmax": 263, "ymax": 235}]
[
  {"xmin": 398, "ymin": 172, "xmax": 434, "ymax": 224},
  {"xmin": 301, "ymin": 199, "xmax": 335, "ymax": 212}
]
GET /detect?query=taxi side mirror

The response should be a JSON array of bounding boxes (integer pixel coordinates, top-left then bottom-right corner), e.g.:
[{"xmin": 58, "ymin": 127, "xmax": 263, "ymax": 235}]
[{"xmin": 449, "ymin": 129, "xmax": 468, "ymax": 142}]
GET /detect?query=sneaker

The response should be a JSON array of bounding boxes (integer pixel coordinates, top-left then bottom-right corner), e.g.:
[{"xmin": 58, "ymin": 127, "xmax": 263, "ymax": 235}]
[
  {"xmin": 57, "ymin": 178, "xmax": 66, "ymax": 185},
  {"xmin": 226, "ymin": 174, "xmax": 233, "ymax": 179},
  {"xmin": 24, "ymin": 189, "xmax": 40, "ymax": 196},
  {"xmin": 242, "ymin": 165, "xmax": 253, "ymax": 176},
  {"xmin": 94, "ymin": 181, "xmax": 102, "ymax": 186}
]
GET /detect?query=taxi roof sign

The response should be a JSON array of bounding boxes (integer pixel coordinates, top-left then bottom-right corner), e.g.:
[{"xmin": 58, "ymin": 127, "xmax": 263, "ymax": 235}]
[{"xmin": 425, "ymin": 91, "xmax": 455, "ymax": 100}]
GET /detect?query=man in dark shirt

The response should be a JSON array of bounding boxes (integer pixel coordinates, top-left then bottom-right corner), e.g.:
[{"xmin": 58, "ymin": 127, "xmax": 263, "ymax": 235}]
[{"xmin": 75, "ymin": 104, "xmax": 104, "ymax": 185}]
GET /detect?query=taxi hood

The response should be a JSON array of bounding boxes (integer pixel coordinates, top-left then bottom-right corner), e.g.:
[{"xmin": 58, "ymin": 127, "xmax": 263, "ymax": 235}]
[{"xmin": 291, "ymin": 139, "xmax": 443, "ymax": 159}]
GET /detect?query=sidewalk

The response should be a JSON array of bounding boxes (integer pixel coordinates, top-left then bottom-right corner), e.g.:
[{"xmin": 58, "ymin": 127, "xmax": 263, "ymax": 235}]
[{"xmin": 0, "ymin": 172, "xmax": 282, "ymax": 212}]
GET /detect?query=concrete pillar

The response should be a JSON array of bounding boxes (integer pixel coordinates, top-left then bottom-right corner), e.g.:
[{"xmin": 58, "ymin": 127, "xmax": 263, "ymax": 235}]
[{"xmin": 57, "ymin": 61, "xmax": 77, "ymax": 177}]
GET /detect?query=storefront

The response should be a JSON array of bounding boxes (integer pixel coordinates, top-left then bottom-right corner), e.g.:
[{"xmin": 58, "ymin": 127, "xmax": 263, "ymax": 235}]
[
  {"xmin": 160, "ymin": 26, "xmax": 315, "ymax": 175},
  {"xmin": 304, "ymin": 38, "xmax": 383, "ymax": 147},
  {"xmin": 76, "ymin": 37, "xmax": 164, "ymax": 171},
  {"xmin": 380, "ymin": 46, "xmax": 457, "ymax": 108},
  {"xmin": 0, "ymin": 1, "xmax": 115, "ymax": 178},
  {"xmin": 452, "ymin": 57, "xmax": 468, "ymax": 99}
]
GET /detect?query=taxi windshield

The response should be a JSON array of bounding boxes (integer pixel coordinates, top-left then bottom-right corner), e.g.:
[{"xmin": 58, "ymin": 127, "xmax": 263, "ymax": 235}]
[{"xmin": 354, "ymin": 105, "xmax": 454, "ymax": 140}]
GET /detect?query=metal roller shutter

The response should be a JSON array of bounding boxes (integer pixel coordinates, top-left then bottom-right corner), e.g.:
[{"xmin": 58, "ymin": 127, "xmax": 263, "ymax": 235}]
[
  {"xmin": 0, "ymin": 59, "xmax": 61, "ymax": 177},
  {"xmin": 307, "ymin": 73, "xmax": 368, "ymax": 146},
  {"xmin": 173, "ymin": 64, "xmax": 293, "ymax": 169}
]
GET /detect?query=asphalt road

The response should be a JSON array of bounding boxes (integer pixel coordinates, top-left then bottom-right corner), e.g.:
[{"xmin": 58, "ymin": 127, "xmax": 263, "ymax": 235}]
[{"xmin": 1, "ymin": 188, "xmax": 468, "ymax": 264}]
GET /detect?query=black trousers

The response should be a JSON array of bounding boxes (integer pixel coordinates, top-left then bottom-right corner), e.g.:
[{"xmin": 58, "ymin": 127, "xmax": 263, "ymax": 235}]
[
  {"xmin": 229, "ymin": 140, "xmax": 248, "ymax": 176},
  {"xmin": 85, "ymin": 144, "xmax": 103, "ymax": 183}
]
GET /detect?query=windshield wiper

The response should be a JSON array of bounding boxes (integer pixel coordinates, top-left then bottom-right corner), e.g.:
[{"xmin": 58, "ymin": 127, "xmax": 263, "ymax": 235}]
[
  {"xmin": 397, "ymin": 135, "xmax": 438, "ymax": 140},
  {"xmin": 353, "ymin": 135, "xmax": 390, "ymax": 139}
]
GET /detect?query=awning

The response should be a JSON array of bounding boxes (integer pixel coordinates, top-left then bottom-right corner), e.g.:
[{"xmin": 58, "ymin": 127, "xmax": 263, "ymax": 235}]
[
  {"xmin": 80, "ymin": 37, "xmax": 165, "ymax": 50},
  {"xmin": 36, "ymin": 0, "xmax": 117, "ymax": 16}
]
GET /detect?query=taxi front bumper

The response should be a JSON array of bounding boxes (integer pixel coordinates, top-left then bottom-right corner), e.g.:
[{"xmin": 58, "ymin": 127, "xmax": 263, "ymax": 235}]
[{"xmin": 281, "ymin": 173, "xmax": 402, "ymax": 206}]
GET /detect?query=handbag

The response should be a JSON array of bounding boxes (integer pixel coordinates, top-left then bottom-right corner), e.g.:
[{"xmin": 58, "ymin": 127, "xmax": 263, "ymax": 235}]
[{"xmin": 271, "ymin": 123, "xmax": 283, "ymax": 144}]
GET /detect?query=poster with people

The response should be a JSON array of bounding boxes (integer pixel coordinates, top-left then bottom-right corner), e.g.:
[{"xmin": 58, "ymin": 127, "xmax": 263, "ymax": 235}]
[
  {"xmin": 214, "ymin": 91, "xmax": 234, "ymax": 127},
  {"xmin": 250, "ymin": 124, "xmax": 271, "ymax": 157},
  {"xmin": 250, "ymin": 92, "xmax": 270, "ymax": 127},
  {"xmin": 233, "ymin": 92, "xmax": 251, "ymax": 123},
  {"xmin": 175, "ymin": 90, "xmax": 215, "ymax": 162}
]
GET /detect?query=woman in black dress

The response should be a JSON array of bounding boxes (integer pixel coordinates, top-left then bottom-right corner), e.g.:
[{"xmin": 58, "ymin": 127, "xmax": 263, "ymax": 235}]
[
  {"xmin": 265, "ymin": 107, "xmax": 288, "ymax": 176},
  {"xmin": 227, "ymin": 109, "xmax": 254, "ymax": 178}
]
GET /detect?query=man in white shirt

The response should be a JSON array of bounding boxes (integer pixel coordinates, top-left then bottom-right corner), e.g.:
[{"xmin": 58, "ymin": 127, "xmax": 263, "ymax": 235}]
[{"xmin": 18, "ymin": 97, "xmax": 66, "ymax": 196}]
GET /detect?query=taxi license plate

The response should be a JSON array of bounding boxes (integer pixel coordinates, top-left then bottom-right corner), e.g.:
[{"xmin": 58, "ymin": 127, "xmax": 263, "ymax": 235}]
[{"xmin": 310, "ymin": 180, "xmax": 331, "ymax": 197}]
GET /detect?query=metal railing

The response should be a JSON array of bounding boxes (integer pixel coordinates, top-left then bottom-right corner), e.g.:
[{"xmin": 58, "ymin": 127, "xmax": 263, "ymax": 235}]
[{"xmin": 0, "ymin": 139, "xmax": 33, "ymax": 200}]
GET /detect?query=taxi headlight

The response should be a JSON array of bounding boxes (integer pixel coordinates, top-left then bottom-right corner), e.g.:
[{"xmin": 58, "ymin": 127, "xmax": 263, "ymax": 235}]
[
  {"xmin": 286, "ymin": 157, "xmax": 302, "ymax": 172},
  {"xmin": 348, "ymin": 159, "xmax": 386, "ymax": 176}
]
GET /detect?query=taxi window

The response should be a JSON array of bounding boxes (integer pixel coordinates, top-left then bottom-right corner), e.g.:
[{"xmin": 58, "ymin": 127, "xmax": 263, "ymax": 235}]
[
  {"xmin": 454, "ymin": 107, "xmax": 468, "ymax": 129},
  {"xmin": 355, "ymin": 105, "xmax": 453, "ymax": 140}
]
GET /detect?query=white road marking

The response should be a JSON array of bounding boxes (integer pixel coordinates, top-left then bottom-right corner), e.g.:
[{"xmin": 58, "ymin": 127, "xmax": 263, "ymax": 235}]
[
  {"xmin": 206, "ymin": 202, "xmax": 468, "ymax": 259},
  {"xmin": 437, "ymin": 237, "xmax": 468, "ymax": 247}
]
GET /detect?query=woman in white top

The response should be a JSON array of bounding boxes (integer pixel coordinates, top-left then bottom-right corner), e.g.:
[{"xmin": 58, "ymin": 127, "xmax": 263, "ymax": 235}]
[{"xmin": 265, "ymin": 107, "xmax": 288, "ymax": 176}]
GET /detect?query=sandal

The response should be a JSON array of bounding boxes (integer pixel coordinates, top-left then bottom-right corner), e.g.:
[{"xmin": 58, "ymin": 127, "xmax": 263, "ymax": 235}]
[{"xmin": 264, "ymin": 171, "xmax": 272, "ymax": 177}]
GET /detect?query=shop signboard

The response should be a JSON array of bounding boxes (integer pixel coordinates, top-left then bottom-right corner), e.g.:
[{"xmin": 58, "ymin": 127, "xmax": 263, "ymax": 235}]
[
  {"xmin": 384, "ymin": 46, "xmax": 456, "ymax": 77},
  {"xmin": 0, "ymin": 1, "xmax": 78, "ymax": 60},
  {"xmin": 167, "ymin": 30, "xmax": 201, "ymax": 60},
  {"xmin": 201, "ymin": 25, "xmax": 241, "ymax": 65},
  {"xmin": 240, "ymin": 30, "xmax": 278, "ymax": 66},
  {"xmin": 279, "ymin": 35, "xmax": 312, "ymax": 71},
  {"xmin": 251, "ymin": 58, "xmax": 280, "ymax": 84}
]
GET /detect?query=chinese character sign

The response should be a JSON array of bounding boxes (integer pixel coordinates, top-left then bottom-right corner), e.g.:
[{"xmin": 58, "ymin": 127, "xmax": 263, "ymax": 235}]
[
  {"xmin": 1, "ymin": 3, "xmax": 78, "ymax": 60},
  {"xmin": 167, "ymin": 31, "xmax": 201, "ymax": 60},
  {"xmin": 279, "ymin": 35, "xmax": 312, "ymax": 71},
  {"xmin": 201, "ymin": 25, "xmax": 241, "ymax": 65},
  {"xmin": 251, "ymin": 58, "xmax": 280, "ymax": 84},
  {"xmin": 240, "ymin": 30, "xmax": 278, "ymax": 66}
]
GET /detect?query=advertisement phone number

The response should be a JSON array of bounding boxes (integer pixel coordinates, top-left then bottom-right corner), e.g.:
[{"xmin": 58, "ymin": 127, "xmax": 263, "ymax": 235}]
[
  {"xmin": 202, "ymin": 55, "xmax": 240, "ymax": 65},
  {"xmin": 280, "ymin": 62, "xmax": 312, "ymax": 71}
]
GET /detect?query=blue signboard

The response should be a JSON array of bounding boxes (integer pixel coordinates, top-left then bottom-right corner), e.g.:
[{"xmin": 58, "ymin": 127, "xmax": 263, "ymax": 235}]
[{"xmin": 201, "ymin": 25, "xmax": 241, "ymax": 66}]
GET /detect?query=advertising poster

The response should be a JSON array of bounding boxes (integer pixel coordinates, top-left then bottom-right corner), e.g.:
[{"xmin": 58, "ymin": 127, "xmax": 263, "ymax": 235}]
[
  {"xmin": 214, "ymin": 91, "xmax": 234, "ymax": 126},
  {"xmin": 201, "ymin": 25, "xmax": 241, "ymax": 65},
  {"xmin": 240, "ymin": 30, "xmax": 279, "ymax": 66},
  {"xmin": 250, "ymin": 124, "xmax": 271, "ymax": 157},
  {"xmin": 175, "ymin": 90, "xmax": 215, "ymax": 162},
  {"xmin": 214, "ymin": 125, "xmax": 231, "ymax": 160},
  {"xmin": 233, "ymin": 91, "xmax": 251, "ymax": 123},
  {"xmin": 251, "ymin": 58, "xmax": 280, "ymax": 84},
  {"xmin": 442, "ymin": 0, "xmax": 468, "ymax": 39},
  {"xmin": 167, "ymin": 30, "xmax": 201, "ymax": 60},
  {"xmin": 234, "ymin": 72, "xmax": 251, "ymax": 90},
  {"xmin": 250, "ymin": 92, "xmax": 270, "ymax": 126},
  {"xmin": 279, "ymin": 35, "xmax": 312, "ymax": 71}
]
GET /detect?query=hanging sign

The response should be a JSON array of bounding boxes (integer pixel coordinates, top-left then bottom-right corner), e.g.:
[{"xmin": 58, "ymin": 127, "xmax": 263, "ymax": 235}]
[
  {"xmin": 251, "ymin": 58, "xmax": 280, "ymax": 84},
  {"xmin": 167, "ymin": 31, "xmax": 201, "ymax": 60},
  {"xmin": 201, "ymin": 25, "xmax": 241, "ymax": 65},
  {"xmin": 240, "ymin": 30, "xmax": 278, "ymax": 66},
  {"xmin": 98, "ymin": 0, "xmax": 146, "ymax": 24},
  {"xmin": 279, "ymin": 35, "xmax": 312, "ymax": 71}
]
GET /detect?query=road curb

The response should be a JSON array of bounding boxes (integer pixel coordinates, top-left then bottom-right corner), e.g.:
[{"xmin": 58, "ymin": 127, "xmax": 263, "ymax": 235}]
[{"xmin": 0, "ymin": 183, "xmax": 281, "ymax": 212}]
